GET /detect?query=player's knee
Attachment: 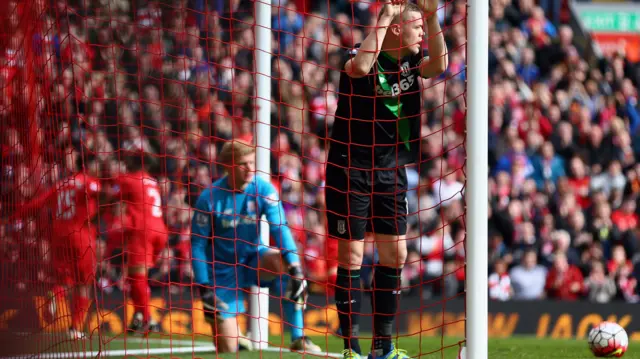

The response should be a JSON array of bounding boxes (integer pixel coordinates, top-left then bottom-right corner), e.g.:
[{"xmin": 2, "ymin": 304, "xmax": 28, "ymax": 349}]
[
  {"xmin": 337, "ymin": 239, "xmax": 364, "ymax": 270},
  {"xmin": 264, "ymin": 251, "xmax": 285, "ymax": 273},
  {"xmin": 217, "ymin": 337, "xmax": 238, "ymax": 353},
  {"xmin": 215, "ymin": 318, "xmax": 240, "ymax": 353},
  {"xmin": 258, "ymin": 251, "xmax": 284, "ymax": 281},
  {"xmin": 128, "ymin": 265, "xmax": 147, "ymax": 275},
  {"xmin": 377, "ymin": 242, "xmax": 408, "ymax": 268},
  {"xmin": 77, "ymin": 285, "xmax": 92, "ymax": 298}
]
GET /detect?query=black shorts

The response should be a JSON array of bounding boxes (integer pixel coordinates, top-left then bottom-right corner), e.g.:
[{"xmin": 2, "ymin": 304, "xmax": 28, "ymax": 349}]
[{"xmin": 324, "ymin": 163, "xmax": 408, "ymax": 240}]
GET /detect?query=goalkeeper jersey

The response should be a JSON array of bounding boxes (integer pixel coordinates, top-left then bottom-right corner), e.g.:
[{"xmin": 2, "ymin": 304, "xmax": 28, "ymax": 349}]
[
  {"xmin": 190, "ymin": 175, "xmax": 300, "ymax": 286},
  {"xmin": 328, "ymin": 44, "xmax": 426, "ymax": 170}
]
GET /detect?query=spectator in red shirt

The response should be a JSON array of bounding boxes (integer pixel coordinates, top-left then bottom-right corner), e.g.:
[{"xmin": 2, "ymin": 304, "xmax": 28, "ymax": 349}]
[
  {"xmin": 607, "ymin": 244, "xmax": 633, "ymax": 278},
  {"xmin": 545, "ymin": 252, "xmax": 585, "ymax": 300},
  {"xmin": 489, "ymin": 259, "xmax": 512, "ymax": 301},
  {"xmin": 517, "ymin": 101, "xmax": 552, "ymax": 141},
  {"xmin": 618, "ymin": 264, "xmax": 639, "ymax": 303},
  {"xmin": 611, "ymin": 199, "xmax": 638, "ymax": 233},
  {"xmin": 567, "ymin": 156, "xmax": 590, "ymax": 209}
]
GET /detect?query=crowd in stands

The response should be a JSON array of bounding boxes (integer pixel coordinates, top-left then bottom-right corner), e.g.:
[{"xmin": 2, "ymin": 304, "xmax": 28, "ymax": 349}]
[
  {"xmin": 1, "ymin": 0, "xmax": 639, "ymax": 303},
  {"xmin": 486, "ymin": 0, "xmax": 640, "ymax": 303}
]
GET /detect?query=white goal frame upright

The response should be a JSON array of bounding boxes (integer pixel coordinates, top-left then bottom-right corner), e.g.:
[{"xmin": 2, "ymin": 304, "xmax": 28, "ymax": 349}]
[
  {"xmin": 466, "ymin": 0, "xmax": 489, "ymax": 358},
  {"xmin": 250, "ymin": 0, "xmax": 273, "ymax": 350},
  {"xmin": 250, "ymin": 1, "xmax": 489, "ymax": 358}
]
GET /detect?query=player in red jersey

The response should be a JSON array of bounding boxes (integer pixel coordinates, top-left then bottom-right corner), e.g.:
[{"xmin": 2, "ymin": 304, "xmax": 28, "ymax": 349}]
[
  {"xmin": 9, "ymin": 168, "xmax": 101, "ymax": 339},
  {"xmin": 107, "ymin": 149, "xmax": 168, "ymax": 333}
]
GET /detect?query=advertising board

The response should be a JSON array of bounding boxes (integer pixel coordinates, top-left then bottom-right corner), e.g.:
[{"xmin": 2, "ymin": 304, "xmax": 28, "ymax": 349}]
[
  {"xmin": 575, "ymin": 4, "xmax": 640, "ymax": 62},
  {"xmin": 3, "ymin": 289, "xmax": 640, "ymax": 341}
]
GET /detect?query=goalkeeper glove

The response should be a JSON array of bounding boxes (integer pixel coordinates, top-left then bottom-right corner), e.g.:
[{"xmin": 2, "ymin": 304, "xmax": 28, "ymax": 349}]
[
  {"xmin": 285, "ymin": 265, "xmax": 308, "ymax": 310},
  {"xmin": 199, "ymin": 286, "xmax": 228, "ymax": 324}
]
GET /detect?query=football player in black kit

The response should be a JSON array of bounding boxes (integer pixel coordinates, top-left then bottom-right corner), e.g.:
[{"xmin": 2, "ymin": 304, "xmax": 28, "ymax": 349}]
[{"xmin": 325, "ymin": 1, "xmax": 448, "ymax": 358}]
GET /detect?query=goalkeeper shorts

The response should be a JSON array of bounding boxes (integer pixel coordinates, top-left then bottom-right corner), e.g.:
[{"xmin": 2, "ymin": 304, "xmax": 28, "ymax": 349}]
[
  {"xmin": 212, "ymin": 247, "xmax": 288, "ymax": 320},
  {"xmin": 324, "ymin": 163, "xmax": 408, "ymax": 240}
]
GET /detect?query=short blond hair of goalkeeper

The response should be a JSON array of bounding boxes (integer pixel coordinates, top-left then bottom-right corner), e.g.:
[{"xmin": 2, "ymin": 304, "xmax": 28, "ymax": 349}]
[{"xmin": 218, "ymin": 140, "xmax": 256, "ymax": 190}]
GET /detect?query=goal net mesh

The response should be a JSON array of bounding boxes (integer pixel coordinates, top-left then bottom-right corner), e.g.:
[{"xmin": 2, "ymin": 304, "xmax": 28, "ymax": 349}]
[{"xmin": 0, "ymin": 0, "xmax": 467, "ymax": 357}]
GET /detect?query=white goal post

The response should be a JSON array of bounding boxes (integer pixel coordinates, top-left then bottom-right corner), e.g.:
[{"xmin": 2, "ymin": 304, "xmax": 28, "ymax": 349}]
[
  {"xmin": 251, "ymin": 0, "xmax": 272, "ymax": 350},
  {"xmin": 466, "ymin": 0, "xmax": 489, "ymax": 357}
]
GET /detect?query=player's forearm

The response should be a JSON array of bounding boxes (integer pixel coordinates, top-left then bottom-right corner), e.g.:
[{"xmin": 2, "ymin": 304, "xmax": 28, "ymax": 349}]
[
  {"xmin": 424, "ymin": 14, "xmax": 448, "ymax": 73},
  {"xmin": 10, "ymin": 191, "xmax": 51, "ymax": 220},
  {"xmin": 349, "ymin": 15, "xmax": 393, "ymax": 76},
  {"xmin": 190, "ymin": 237, "xmax": 211, "ymax": 285},
  {"xmin": 192, "ymin": 268, "xmax": 211, "ymax": 286},
  {"xmin": 191, "ymin": 260, "xmax": 211, "ymax": 285},
  {"xmin": 272, "ymin": 227, "xmax": 300, "ymax": 266}
]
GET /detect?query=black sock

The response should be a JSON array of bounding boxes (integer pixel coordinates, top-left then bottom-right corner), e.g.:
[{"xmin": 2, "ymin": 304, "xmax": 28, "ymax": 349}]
[
  {"xmin": 372, "ymin": 266, "xmax": 403, "ymax": 356},
  {"xmin": 335, "ymin": 267, "xmax": 362, "ymax": 355}
]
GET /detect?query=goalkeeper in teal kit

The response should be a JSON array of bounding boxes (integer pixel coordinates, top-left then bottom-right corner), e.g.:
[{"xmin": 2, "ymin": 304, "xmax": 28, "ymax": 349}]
[{"xmin": 190, "ymin": 140, "xmax": 321, "ymax": 354}]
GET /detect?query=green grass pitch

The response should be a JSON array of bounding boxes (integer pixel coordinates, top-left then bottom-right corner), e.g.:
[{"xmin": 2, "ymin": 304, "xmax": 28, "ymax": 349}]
[{"xmin": 21, "ymin": 333, "xmax": 640, "ymax": 359}]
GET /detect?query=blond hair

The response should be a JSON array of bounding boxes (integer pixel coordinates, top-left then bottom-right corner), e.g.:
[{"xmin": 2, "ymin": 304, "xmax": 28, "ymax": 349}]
[
  {"xmin": 378, "ymin": 3, "xmax": 422, "ymax": 24},
  {"xmin": 218, "ymin": 139, "xmax": 255, "ymax": 167},
  {"xmin": 394, "ymin": 3, "xmax": 422, "ymax": 24}
]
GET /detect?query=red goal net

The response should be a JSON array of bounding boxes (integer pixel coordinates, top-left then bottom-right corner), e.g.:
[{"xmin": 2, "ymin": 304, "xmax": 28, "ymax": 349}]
[{"xmin": 0, "ymin": 0, "xmax": 467, "ymax": 358}]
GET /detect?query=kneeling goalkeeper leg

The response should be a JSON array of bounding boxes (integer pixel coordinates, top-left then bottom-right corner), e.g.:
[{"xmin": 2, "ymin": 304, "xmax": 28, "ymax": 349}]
[
  {"xmin": 273, "ymin": 270, "xmax": 321, "ymax": 353},
  {"xmin": 200, "ymin": 287, "xmax": 252, "ymax": 352}
]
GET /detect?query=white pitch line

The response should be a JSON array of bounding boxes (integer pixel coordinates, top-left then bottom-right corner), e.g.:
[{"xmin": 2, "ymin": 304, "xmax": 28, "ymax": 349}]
[
  {"xmin": 109, "ymin": 336, "xmax": 210, "ymax": 347},
  {"xmin": 12, "ymin": 334, "xmax": 209, "ymax": 346},
  {"xmin": 1, "ymin": 345, "xmax": 216, "ymax": 359},
  {"xmin": 1, "ymin": 337, "xmax": 343, "ymax": 359}
]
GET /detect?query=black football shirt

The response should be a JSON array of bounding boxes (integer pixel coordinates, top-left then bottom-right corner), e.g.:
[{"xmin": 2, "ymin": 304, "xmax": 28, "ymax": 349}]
[{"xmin": 328, "ymin": 44, "xmax": 425, "ymax": 170}]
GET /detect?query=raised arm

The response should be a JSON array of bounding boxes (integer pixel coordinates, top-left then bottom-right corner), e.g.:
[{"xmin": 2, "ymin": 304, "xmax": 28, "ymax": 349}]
[
  {"xmin": 259, "ymin": 180, "xmax": 310, "ymax": 308},
  {"xmin": 417, "ymin": 0, "xmax": 448, "ymax": 78},
  {"xmin": 9, "ymin": 186, "xmax": 56, "ymax": 221},
  {"xmin": 345, "ymin": 1, "xmax": 405, "ymax": 78},
  {"xmin": 191, "ymin": 189, "xmax": 214, "ymax": 286}
]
